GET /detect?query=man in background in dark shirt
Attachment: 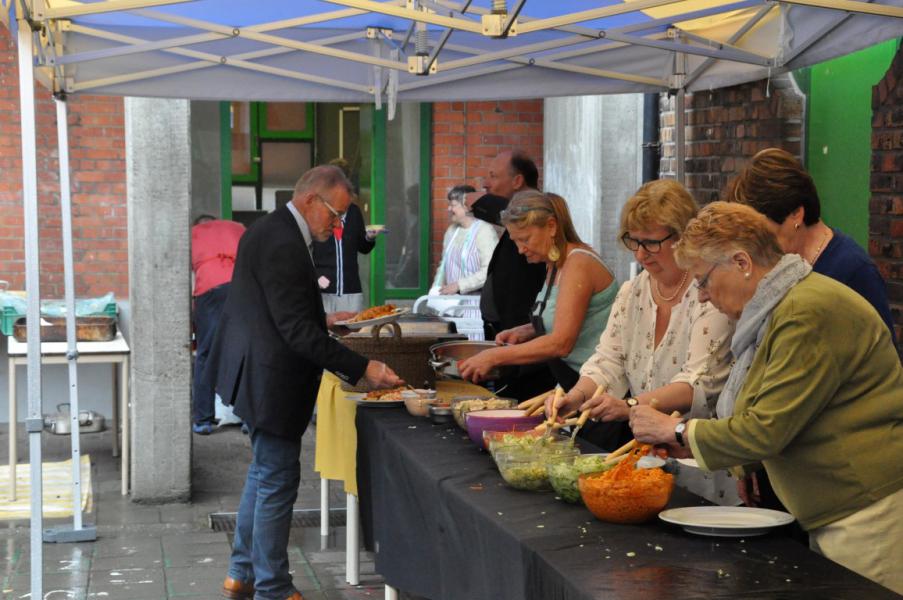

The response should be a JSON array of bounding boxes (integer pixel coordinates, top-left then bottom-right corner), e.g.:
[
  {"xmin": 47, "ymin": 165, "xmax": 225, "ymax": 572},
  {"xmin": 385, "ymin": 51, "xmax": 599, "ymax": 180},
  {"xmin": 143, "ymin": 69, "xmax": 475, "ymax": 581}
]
[{"xmin": 465, "ymin": 150, "xmax": 551, "ymax": 399}]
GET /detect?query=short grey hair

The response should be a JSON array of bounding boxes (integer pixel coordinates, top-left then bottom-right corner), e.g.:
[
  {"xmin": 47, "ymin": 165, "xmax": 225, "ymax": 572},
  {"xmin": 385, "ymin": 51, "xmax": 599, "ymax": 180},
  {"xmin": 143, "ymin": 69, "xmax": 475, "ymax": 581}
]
[{"xmin": 293, "ymin": 165, "xmax": 354, "ymax": 198}]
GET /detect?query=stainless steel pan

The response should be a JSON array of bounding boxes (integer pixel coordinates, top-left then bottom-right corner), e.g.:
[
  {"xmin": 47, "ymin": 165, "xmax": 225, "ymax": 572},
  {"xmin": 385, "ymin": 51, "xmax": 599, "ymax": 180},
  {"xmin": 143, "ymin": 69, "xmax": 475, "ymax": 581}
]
[{"xmin": 428, "ymin": 340, "xmax": 500, "ymax": 380}]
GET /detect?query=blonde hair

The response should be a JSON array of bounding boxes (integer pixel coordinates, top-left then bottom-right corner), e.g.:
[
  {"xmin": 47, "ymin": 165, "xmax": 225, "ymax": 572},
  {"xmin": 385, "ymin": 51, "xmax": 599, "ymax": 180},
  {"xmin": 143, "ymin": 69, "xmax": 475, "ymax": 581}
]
[
  {"xmin": 501, "ymin": 190, "xmax": 582, "ymax": 268},
  {"xmin": 619, "ymin": 179, "xmax": 698, "ymax": 239},
  {"xmin": 674, "ymin": 202, "xmax": 784, "ymax": 269}
]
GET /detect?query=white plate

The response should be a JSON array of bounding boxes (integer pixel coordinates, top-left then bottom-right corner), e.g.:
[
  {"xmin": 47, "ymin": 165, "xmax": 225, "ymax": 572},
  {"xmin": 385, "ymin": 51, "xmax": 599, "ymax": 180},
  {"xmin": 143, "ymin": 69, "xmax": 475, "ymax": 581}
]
[
  {"xmin": 659, "ymin": 506, "xmax": 795, "ymax": 537},
  {"xmin": 346, "ymin": 392, "xmax": 404, "ymax": 408},
  {"xmin": 334, "ymin": 307, "xmax": 409, "ymax": 330}
]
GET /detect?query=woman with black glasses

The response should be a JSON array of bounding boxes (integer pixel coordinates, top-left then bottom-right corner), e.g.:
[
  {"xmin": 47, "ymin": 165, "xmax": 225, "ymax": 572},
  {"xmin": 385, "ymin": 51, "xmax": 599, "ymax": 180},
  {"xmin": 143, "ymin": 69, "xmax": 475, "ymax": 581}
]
[{"xmin": 549, "ymin": 180, "xmax": 735, "ymax": 465}]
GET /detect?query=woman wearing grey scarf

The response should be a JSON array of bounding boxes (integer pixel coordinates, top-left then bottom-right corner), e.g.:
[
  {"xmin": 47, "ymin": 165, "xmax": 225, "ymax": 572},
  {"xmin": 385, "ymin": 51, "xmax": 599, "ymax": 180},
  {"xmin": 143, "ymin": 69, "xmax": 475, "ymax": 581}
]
[{"xmin": 630, "ymin": 202, "xmax": 903, "ymax": 594}]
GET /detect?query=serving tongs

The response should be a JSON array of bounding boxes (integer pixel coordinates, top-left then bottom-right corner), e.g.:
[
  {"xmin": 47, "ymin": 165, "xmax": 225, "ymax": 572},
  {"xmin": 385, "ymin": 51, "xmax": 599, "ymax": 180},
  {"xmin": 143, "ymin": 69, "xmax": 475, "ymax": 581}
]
[
  {"xmin": 569, "ymin": 384, "xmax": 607, "ymax": 442},
  {"xmin": 541, "ymin": 386, "xmax": 564, "ymax": 438},
  {"xmin": 602, "ymin": 399, "xmax": 680, "ymax": 466}
]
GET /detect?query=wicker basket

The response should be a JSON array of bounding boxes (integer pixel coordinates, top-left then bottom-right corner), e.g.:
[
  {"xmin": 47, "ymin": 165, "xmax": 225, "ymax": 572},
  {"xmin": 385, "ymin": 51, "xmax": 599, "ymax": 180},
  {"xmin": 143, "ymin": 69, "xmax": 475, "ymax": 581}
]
[{"xmin": 339, "ymin": 322, "xmax": 463, "ymax": 392}]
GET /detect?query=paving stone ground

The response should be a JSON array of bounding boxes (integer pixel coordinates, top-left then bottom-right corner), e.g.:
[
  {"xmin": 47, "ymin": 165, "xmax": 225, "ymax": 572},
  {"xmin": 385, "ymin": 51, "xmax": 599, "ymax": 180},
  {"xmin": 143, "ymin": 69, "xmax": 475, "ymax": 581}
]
[{"xmin": 0, "ymin": 422, "xmax": 402, "ymax": 600}]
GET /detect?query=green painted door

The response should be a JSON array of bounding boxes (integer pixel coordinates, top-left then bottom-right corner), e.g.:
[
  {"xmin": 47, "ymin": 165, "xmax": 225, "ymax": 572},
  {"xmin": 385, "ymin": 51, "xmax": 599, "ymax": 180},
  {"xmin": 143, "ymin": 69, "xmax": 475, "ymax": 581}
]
[{"xmin": 803, "ymin": 39, "xmax": 900, "ymax": 247}]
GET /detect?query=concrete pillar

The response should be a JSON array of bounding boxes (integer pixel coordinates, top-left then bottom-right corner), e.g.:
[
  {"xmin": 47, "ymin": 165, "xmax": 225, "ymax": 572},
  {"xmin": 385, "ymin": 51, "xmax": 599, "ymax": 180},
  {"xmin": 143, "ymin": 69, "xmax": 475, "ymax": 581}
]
[
  {"xmin": 125, "ymin": 97, "xmax": 192, "ymax": 502},
  {"xmin": 190, "ymin": 101, "xmax": 223, "ymax": 220},
  {"xmin": 543, "ymin": 95, "xmax": 645, "ymax": 284}
]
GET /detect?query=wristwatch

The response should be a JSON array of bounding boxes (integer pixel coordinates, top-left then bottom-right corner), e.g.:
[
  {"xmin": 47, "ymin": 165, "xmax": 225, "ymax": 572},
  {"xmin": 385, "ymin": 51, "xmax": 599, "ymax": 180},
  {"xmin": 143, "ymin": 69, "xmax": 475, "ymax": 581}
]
[
  {"xmin": 625, "ymin": 397, "xmax": 639, "ymax": 408},
  {"xmin": 674, "ymin": 418, "xmax": 689, "ymax": 447}
]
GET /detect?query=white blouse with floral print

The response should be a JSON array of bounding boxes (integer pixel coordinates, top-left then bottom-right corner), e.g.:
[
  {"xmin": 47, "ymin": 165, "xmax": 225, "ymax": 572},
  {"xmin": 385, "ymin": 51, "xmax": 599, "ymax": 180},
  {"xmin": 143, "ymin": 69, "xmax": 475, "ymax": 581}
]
[{"xmin": 579, "ymin": 270, "xmax": 734, "ymax": 419}]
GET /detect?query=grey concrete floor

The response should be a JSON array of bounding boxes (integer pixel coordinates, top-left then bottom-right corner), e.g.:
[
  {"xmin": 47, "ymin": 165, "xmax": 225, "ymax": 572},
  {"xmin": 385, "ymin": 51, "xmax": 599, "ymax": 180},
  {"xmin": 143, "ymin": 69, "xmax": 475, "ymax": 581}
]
[{"xmin": 0, "ymin": 423, "xmax": 393, "ymax": 600}]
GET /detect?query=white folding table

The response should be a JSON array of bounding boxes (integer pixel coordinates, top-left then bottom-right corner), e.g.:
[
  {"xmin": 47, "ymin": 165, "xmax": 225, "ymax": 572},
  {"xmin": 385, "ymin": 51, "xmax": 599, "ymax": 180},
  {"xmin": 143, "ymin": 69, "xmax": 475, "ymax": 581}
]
[{"xmin": 6, "ymin": 332, "xmax": 130, "ymax": 499}]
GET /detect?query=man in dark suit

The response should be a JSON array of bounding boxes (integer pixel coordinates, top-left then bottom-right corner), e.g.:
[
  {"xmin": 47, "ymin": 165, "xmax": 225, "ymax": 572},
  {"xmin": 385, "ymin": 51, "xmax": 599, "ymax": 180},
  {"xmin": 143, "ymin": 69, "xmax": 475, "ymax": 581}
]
[
  {"xmin": 465, "ymin": 150, "xmax": 552, "ymax": 400},
  {"xmin": 209, "ymin": 165, "xmax": 401, "ymax": 600}
]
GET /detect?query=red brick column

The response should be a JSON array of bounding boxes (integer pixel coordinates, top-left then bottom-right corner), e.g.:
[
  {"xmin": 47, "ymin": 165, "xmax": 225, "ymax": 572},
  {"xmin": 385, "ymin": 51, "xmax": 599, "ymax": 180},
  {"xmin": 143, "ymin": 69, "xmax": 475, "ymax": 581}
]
[
  {"xmin": 870, "ymin": 46, "xmax": 903, "ymax": 347},
  {"xmin": 0, "ymin": 25, "xmax": 128, "ymax": 299},
  {"xmin": 659, "ymin": 78, "xmax": 803, "ymax": 205},
  {"xmin": 430, "ymin": 100, "xmax": 543, "ymax": 277}
]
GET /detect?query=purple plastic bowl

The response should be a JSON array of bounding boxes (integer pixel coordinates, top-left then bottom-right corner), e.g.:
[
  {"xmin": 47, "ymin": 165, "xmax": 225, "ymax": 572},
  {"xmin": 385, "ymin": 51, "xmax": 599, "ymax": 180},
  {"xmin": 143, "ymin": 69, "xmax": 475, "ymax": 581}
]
[{"xmin": 465, "ymin": 409, "xmax": 545, "ymax": 449}]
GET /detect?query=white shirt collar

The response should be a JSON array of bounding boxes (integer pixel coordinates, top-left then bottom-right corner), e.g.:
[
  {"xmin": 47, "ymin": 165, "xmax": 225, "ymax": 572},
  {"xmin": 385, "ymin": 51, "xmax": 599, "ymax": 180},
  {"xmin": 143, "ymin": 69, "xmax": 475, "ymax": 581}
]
[{"xmin": 286, "ymin": 201, "xmax": 314, "ymax": 256}]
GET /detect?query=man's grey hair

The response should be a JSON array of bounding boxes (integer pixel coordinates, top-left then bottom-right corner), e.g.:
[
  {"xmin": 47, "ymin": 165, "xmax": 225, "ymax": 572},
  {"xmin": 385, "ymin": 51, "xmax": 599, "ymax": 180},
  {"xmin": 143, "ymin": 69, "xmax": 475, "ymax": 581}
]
[{"xmin": 293, "ymin": 165, "xmax": 354, "ymax": 198}]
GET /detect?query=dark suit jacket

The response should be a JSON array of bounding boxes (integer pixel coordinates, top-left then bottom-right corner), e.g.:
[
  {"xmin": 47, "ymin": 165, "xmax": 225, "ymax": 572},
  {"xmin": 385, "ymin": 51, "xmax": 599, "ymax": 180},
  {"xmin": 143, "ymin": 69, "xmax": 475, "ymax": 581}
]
[
  {"xmin": 471, "ymin": 193, "xmax": 546, "ymax": 332},
  {"xmin": 206, "ymin": 205, "xmax": 368, "ymax": 439}
]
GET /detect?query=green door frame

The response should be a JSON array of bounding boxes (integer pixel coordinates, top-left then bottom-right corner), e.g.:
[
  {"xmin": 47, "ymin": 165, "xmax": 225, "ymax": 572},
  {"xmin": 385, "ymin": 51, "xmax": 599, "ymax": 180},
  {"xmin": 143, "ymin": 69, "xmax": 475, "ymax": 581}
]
[{"xmin": 369, "ymin": 104, "xmax": 433, "ymax": 305}]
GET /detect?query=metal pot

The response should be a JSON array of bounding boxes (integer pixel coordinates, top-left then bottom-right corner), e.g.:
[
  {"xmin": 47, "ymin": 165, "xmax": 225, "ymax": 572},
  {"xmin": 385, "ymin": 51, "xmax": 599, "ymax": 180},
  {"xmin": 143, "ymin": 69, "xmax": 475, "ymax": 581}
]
[
  {"xmin": 428, "ymin": 340, "xmax": 500, "ymax": 380},
  {"xmin": 43, "ymin": 403, "xmax": 106, "ymax": 435}
]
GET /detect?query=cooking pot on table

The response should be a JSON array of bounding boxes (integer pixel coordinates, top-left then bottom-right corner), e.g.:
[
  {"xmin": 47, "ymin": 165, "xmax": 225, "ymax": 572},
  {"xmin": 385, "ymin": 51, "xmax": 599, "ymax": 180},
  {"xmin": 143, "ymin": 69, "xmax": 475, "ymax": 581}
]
[{"xmin": 428, "ymin": 340, "xmax": 500, "ymax": 380}]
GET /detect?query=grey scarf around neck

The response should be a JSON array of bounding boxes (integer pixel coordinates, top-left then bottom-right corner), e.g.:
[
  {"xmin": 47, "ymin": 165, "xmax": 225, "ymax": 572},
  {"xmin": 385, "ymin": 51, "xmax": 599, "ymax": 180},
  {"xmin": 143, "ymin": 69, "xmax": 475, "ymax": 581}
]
[{"xmin": 715, "ymin": 254, "xmax": 812, "ymax": 418}]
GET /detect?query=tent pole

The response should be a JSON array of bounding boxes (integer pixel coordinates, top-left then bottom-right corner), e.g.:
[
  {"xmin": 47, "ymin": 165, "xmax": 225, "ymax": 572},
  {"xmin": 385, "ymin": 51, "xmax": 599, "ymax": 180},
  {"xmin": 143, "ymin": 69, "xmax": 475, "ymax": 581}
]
[
  {"xmin": 43, "ymin": 97, "xmax": 98, "ymax": 544},
  {"xmin": 15, "ymin": 3, "xmax": 44, "ymax": 597},
  {"xmin": 676, "ymin": 88, "xmax": 685, "ymax": 185}
]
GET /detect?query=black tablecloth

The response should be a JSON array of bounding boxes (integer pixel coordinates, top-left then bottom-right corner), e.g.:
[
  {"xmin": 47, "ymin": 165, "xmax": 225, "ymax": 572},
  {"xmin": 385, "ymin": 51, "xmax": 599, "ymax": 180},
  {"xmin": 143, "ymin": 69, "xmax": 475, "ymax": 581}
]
[{"xmin": 357, "ymin": 408, "xmax": 898, "ymax": 600}]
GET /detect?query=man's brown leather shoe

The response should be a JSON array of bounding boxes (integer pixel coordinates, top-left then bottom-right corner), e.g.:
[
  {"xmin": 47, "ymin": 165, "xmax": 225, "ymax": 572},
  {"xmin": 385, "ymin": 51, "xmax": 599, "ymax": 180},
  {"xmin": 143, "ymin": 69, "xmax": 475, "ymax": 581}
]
[{"xmin": 221, "ymin": 576, "xmax": 254, "ymax": 599}]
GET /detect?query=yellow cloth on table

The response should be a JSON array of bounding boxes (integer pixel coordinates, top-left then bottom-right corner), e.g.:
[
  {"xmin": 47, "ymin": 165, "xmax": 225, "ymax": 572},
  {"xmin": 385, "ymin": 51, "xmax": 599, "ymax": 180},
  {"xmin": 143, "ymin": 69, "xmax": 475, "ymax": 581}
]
[
  {"xmin": 314, "ymin": 372, "xmax": 491, "ymax": 496},
  {"xmin": 0, "ymin": 454, "xmax": 92, "ymax": 519}
]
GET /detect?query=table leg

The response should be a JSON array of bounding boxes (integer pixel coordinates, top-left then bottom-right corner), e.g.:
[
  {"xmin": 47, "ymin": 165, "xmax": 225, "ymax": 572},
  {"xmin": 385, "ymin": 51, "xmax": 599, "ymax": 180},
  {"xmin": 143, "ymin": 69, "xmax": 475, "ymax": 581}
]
[
  {"xmin": 120, "ymin": 357, "xmax": 129, "ymax": 496},
  {"xmin": 111, "ymin": 362, "xmax": 120, "ymax": 458},
  {"xmin": 8, "ymin": 358, "xmax": 16, "ymax": 502},
  {"xmin": 385, "ymin": 585, "xmax": 399, "ymax": 600},
  {"xmin": 321, "ymin": 478, "xmax": 330, "ymax": 539},
  {"xmin": 346, "ymin": 492, "xmax": 359, "ymax": 585}
]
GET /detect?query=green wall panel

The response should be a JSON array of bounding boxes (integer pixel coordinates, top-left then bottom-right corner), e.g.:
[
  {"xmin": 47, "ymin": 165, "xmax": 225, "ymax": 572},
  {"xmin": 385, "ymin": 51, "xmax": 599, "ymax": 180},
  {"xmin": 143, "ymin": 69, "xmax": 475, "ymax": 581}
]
[{"xmin": 805, "ymin": 39, "xmax": 899, "ymax": 247}]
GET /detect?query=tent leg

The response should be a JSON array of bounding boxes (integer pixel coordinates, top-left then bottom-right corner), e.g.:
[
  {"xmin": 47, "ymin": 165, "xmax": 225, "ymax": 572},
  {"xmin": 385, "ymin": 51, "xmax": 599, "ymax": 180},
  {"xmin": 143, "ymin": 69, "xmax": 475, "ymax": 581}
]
[
  {"xmin": 16, "ymin": 12, "xmax": 44, "ymax": 599},
  {"xmin": 675, "ymin": 88, "xmax": 686, "ymax": 185},
  {"xmin": 43, "ymin": 98, "xmax": 96, "ymax": 544},
  {"xmin": 346, "ymin": 492, "xmax": 360, "ymax": 585}
]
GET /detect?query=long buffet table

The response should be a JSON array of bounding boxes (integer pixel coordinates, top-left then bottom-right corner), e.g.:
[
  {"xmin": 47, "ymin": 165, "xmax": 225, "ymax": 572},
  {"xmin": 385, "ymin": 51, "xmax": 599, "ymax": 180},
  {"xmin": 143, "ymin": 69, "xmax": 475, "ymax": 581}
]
[{"xmin": 356, "ymin": 408, "xmax": 898, "ymax": 600}]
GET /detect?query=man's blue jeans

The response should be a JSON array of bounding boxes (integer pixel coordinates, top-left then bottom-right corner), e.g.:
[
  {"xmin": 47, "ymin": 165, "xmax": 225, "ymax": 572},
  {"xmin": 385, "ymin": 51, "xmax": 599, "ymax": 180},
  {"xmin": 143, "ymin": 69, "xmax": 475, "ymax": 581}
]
[
  {"xmin": 228, "ymin": 427, "xmax": 301, "ymax": 599},
  {"xmin": 192, "ymin": 283, "xmax": 230, "ymax": 425}
]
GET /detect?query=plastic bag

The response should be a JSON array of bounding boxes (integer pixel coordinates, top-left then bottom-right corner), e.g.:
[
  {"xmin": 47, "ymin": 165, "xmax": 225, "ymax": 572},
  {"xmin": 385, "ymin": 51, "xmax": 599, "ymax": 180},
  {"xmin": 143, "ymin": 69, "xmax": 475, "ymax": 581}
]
[{"xmin": 0, "ymin": 291, "xmax": 115, "ymax": 317}]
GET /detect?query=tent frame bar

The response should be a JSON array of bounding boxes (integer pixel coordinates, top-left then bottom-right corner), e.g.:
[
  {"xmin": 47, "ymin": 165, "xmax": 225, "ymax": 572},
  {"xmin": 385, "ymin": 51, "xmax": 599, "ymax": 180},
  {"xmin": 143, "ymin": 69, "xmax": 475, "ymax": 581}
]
[{"xmin": 780, "ymin": 0, "xmax": 903, "ymax": 17}]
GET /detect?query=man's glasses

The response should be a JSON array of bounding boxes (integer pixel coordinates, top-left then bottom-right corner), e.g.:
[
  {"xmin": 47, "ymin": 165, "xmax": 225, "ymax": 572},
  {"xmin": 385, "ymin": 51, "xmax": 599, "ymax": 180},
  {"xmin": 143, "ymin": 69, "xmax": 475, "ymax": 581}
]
[
  {"xmin": 316, "ymin": 193, "xmax": 345, "ymax": 223},
  {"xmin": 620, "ymin": 231, "xmax": 674, "ymax": 254},
  {"xmin": 696, "ymin": 264, "xmax": 719, "ymax": 290}
]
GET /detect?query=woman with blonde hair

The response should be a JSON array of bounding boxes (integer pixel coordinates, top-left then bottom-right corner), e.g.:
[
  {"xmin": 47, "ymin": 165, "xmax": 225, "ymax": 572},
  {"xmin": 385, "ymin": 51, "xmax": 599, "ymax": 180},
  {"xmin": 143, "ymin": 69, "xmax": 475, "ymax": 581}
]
[
  {"xmin": 630, "ymin": 202, "xmax": 903, "ymax": 594},
  {"xmin": 550, "ymin": 180, "xmax": 734, "ymax": 456},
  {"xmin": 458, "ymin": 190, "xmax": 616, "ymax": 395}
]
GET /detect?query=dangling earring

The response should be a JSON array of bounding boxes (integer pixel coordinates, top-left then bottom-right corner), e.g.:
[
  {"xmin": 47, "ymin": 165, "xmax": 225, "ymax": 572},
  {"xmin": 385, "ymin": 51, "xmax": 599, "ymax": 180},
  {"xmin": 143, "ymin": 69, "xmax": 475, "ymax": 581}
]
[{"xmin": 548, "ymin": 245, "xmax": 561, "ymax": 262}]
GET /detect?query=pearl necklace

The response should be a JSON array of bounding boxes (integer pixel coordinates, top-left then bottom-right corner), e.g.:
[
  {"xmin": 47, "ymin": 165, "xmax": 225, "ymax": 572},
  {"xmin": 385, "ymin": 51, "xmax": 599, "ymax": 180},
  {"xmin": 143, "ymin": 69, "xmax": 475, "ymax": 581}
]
[{"xmin": 654, "ymin": 269, "xmax": 689, "ymax": 302}]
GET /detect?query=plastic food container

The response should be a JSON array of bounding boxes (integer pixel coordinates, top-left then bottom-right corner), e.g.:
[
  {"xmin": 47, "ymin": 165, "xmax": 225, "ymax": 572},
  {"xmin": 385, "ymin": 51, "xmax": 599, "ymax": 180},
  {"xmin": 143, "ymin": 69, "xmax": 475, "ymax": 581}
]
[
  {"xmin": 450, "ymin": 396, "xmax": 515, "ymax": 429},
  {"xmin": 546, "ymin": 453, "xmax": 614, "ymax": 504},
  {"xmin": 403, "ymin": 391, "xmax": 436, "ymax": 417},
  {"xmin": 495, "ymin": 443, "xmax": 580, "ymax": 491},
  {"xmin": 578, "ymin": 464, "xmax": 674, "ymax": 523}
]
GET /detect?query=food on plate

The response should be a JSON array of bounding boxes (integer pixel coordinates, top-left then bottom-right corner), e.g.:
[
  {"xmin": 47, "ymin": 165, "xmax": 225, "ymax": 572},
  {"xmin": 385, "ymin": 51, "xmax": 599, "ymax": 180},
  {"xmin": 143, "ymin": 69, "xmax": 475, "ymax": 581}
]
[
  {"xmin": 546, "ymin": 453, "xmax": 614, "ymax": 504},
  {"xmin": 364, "ymin": 386, "xmax": 406, "ymax": 402},
  {"xmin": 578, "ymin": 444, "xmax": 674, "ymax": 523},
  {"xmin": 349, "ymin": 304, "xmax": 397, "ymax": 323}
]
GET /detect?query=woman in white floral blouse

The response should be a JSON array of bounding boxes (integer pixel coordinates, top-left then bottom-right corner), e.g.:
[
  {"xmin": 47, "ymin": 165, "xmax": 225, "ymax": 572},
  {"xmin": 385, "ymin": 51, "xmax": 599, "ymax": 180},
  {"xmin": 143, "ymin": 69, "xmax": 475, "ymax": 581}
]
[{"xmin": 550, "ymin": 180, "xmax": 734, "ymax": 454}]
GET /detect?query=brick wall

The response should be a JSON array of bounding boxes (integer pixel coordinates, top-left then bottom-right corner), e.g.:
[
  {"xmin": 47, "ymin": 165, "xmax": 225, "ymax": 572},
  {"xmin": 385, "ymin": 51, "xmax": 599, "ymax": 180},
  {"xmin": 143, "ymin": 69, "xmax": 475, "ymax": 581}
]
[
  {"xmin": 870, "ymin": 46, "xmax": 903, "ymax": 345},
  {"xmin": 659, "ymin": 77, "xmax": 804, "ymax": 204},
  {"xmin": 430, "ymin": 100, "xmax": 543, "ymax": 278},
  {"xmin": 0, "ymin": 25, "xmax": 128, "ymax": 299}
]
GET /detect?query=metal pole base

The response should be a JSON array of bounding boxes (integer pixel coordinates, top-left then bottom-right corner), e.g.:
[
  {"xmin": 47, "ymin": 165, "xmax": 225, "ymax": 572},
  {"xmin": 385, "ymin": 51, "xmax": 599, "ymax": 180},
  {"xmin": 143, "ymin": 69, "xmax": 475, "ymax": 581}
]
[{"xmin": 43, "ymin": 525, "xmax": 97, "ymax": 543}]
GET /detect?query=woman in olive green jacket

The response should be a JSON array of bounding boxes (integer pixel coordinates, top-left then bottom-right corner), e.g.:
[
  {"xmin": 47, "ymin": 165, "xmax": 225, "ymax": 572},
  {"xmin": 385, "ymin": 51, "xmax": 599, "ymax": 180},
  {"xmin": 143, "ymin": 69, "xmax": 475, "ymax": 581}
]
[{"xmin": 629, "ymin": 202, "xmax": 903, "ymax": 594}]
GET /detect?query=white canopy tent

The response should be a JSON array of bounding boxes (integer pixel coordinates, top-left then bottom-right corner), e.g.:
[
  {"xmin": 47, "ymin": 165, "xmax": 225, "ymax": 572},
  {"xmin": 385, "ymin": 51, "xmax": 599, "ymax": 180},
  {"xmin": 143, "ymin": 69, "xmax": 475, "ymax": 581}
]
[{"xmin": 2, "ymin": 0, "xmax": 902, "ymax": 596}]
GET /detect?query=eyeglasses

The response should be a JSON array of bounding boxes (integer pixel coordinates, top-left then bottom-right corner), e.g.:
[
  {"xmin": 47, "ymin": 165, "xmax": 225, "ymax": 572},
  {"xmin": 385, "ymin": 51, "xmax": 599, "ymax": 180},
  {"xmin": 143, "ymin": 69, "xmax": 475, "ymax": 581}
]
[
  {"xmin": 620, "ymin": 232, "xmax": 674, "ymax": 254},
  {"xmin": 696, "ymin": 264, "xmax": 719, "ymax": 290},
  {"xmin": 316, "ymin": 193, "xmax": 345, "ymax": 224}
]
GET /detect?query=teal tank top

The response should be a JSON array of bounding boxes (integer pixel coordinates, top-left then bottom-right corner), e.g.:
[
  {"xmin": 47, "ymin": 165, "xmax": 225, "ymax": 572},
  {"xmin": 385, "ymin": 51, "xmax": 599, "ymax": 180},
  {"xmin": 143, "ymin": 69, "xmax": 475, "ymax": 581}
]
[{"xmin": 539, "ymin": 249, "xmax": 618, "ymax": 372}]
